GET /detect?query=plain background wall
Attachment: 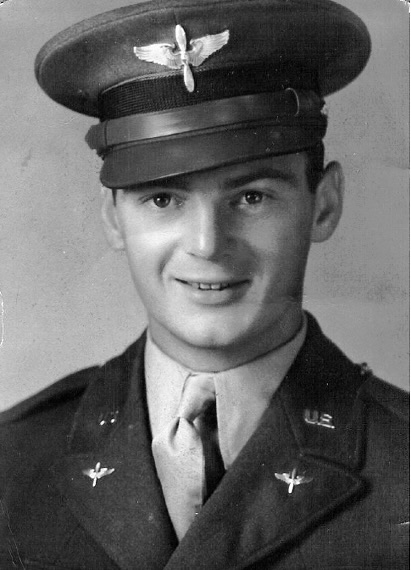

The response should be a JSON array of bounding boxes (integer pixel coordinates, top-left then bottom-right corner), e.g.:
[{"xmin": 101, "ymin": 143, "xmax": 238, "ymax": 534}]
[{"xmin": 0, "ymin": 0, "xmax": 409, "ymax": 411}]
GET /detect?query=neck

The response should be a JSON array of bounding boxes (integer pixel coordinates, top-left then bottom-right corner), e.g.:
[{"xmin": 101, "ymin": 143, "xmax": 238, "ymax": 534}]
[{"xmin": 148, "ymin": 308, "xmax": 304, "ymax": 373}]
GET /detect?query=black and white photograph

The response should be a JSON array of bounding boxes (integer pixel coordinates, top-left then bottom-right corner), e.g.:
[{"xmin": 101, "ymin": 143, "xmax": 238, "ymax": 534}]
[{"xmin": 0, "ymin": 0, "xmax": 409, "ymax": 568}]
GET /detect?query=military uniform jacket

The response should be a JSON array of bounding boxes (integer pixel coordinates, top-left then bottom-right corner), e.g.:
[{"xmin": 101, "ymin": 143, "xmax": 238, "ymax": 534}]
[{"xmin": 0, "ymin": 314, "xmax": 409, "ymax": 569}]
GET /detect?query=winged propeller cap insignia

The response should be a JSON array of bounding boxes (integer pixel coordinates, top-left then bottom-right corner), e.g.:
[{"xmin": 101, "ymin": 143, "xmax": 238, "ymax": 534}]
[{"xmin": 133, "ymin": 25, "xmax": 230, "ymax": 92}]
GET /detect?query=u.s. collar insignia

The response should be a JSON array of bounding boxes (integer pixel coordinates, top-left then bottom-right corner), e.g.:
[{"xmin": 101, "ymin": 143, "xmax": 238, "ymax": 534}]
[
  {"xmin": 304, "ymin": 409, "xmax": 335, "ymax": 429},
  {"xmin": 82, "ymin": 462, "xmax": 115, "ymax": 487},
  {"xmin": 134, "ymin": 25, "xmax": 230, "ymax": 93}
]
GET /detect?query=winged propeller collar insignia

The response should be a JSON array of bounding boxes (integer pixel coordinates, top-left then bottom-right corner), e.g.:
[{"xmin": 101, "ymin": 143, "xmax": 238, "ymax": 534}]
[
  {"xmin": 133, "ymin": 25, "xmax": 230, "ymax": 92},
  {"xmin": 82, "ymin": 462, "xmax": 115, "ymax": 487},
  {"xmin": 275, "ymin": 468, "xmax": 313, "ymax": 494}
]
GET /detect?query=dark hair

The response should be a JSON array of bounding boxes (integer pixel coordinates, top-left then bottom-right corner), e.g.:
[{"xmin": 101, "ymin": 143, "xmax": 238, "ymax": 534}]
[
  {"xmin": 304, "ymin": 141, "xmax": 325, "ymax": 193},
  {"xmin": 111, "ymin": 142, "xmax": 325, "ymax": 202}
]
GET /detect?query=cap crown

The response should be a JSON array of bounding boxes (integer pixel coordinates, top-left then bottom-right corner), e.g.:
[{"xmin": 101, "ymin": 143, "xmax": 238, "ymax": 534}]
[{"xmin": 35, "ymin": 0, "xmax": 371, "ymax": 118}]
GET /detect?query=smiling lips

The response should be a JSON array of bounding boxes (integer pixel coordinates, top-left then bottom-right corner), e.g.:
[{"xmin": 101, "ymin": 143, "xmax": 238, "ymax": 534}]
[{"xmin": 177, "ymin": 279, "xmax": 247, "ymax": 291}]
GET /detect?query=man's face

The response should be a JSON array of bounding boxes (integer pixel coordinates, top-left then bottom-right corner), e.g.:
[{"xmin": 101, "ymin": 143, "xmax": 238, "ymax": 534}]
[{"xmin": 103, "ymin": 153, "xmax": 342, "ymax": 369}]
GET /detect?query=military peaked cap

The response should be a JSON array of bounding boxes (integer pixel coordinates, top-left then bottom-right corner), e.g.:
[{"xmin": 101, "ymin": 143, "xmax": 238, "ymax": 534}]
[{"xmin": 35, "ymin": 0, "xmax": 371, "ymax": 188}]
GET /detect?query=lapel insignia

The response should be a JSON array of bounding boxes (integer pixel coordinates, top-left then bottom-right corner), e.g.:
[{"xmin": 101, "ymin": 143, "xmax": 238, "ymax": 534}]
[
  {"xmin": 82, "ymin": 462, "xmax": 115, "ymax": 487},
  {"xmin": 304, "ymin": 409, "xmax": 335, "ymax": 429},
  {"xmin": 134, "ymin": 25, "xmax": 230, "ymax": 93},
  {"xmin": 275, "ymin": 468, "xmax": 313, "ymax": 494}
]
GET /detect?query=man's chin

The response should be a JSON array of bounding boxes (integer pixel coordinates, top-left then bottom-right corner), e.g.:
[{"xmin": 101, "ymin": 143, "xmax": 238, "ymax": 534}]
[
  {"xmin": 159, "ymin": 319, "xmax": 253, "ymax": 352},
  {"xmin": 179, "ymin": 328, "xmax": 242, "ymax": 351}
]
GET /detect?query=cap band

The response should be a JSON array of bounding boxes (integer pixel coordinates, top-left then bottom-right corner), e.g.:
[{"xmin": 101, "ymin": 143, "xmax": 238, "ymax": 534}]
[
  {"xmin": 99, "ymin": 62, "xmax": 319, "ymax": 119},
  {"xmin": 87, "ymin": 90, "xmax": 326, "ymax": 155}
]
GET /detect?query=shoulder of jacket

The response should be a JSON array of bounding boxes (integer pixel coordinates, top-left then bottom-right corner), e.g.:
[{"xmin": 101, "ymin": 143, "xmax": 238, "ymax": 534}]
[
  {"xmin": 360, "ymin": 372, "xmax": 409, "ymax": 424},
  {"xmin": 0, "ymin": 366, "xmax": 98, "ymax": 424},
  {"xmin": 0, "ymin": 338, "xmax": 142, "ymax": 425}
]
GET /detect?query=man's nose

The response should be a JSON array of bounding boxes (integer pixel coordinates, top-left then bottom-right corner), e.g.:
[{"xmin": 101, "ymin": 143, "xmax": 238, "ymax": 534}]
[{"xmin": 183, "ymin": 202, "xmax": 230, "ymax": 260}]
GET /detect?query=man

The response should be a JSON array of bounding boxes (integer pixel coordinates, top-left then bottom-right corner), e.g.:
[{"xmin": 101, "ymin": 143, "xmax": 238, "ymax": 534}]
[{"xmin": 0, "ymin": 0, "xmax": 408, "ymax": 568}]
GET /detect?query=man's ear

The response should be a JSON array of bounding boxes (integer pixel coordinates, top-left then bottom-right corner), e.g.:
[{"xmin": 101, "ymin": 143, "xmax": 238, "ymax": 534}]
[
  {"xmin": 100, "ymin": 186, "xmax": 125, "ymax": 250},
  {"xmin": 311, "ymin": 161, "xmax": 344, "ymax": 243}
]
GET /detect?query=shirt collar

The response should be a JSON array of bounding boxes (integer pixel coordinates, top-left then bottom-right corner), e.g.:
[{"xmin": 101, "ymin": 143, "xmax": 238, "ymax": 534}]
[{"xmin": 145, "ymin": 315, "xmax": 307, "ymax": 468}]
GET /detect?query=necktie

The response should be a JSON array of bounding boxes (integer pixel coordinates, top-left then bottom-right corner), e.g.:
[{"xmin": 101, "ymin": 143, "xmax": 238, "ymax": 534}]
[{"xmin": 152, "ymin": 373, "xmax": 224, "ymax": 540}]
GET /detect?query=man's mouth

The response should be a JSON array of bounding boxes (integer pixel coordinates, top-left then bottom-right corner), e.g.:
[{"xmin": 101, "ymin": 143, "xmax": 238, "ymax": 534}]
[{"xmin": 176, "ymin": 279, "xmax": 247, "ymax": 291}]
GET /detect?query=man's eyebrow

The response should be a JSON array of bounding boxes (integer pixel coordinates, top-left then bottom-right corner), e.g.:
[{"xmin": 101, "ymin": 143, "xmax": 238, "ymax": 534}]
[{"xmin": 222, "ymin": 168, "xmax": 298, "ymax": 190}]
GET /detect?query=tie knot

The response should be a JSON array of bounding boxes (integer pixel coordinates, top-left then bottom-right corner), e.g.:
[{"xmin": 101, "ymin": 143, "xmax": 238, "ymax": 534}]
[{"xmin": 178, "ymin": 374, "xmax": 215, "ymax": 422}]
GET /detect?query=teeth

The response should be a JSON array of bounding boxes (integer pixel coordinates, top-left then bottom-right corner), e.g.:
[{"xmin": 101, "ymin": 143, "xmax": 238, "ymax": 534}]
[
  {"xmin": 179, "ymin": 280, "xmax": 235, "ymax": 290},
  {"xmin": 195, "ymin": 282, "xmax": 230, "ymax": 290}
]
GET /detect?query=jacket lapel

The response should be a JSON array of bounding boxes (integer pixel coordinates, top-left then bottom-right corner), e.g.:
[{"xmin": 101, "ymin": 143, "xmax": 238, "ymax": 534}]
[
  {"xmin": 165, "ymin": 314, "xmax": 367, "ymax": 570},
  {"xmin": 50, "ymin": 335, "xmax": 177, "ymax": 570}
]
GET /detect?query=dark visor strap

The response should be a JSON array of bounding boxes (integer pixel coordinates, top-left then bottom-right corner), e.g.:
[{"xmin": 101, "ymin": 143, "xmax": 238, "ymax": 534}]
[{"xmin": 86, "ymin": 90, "xmax": 326, "ymax": 155}]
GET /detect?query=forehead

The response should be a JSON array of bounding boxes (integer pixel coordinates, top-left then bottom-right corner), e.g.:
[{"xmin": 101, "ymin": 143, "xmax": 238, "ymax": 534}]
[{"xmin": 138, "ymin": 153, "xmax": 308, "ymax": 190}]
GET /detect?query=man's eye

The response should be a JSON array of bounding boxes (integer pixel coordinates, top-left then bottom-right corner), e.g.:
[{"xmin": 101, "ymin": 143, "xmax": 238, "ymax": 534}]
[
  {"xmin": 242, "ymin": 191, "xmax": 264, "ymax": 205},
  {"xmin": 152, "ymin": 193, "xmax": 172, "ymax": 208}
]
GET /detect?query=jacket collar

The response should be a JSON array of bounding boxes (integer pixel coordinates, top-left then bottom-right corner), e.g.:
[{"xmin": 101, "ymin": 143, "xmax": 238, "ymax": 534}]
[
  {"xmin": 276, "ymin": 312, "xmax": 366, "ymax": 470},
  {"xmin": 50, "ymin": 314, "xmax": 367, "ymax": 570}
]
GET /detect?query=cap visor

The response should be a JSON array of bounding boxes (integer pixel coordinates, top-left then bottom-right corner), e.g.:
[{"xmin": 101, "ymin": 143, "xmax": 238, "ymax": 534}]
[{"xmin": 100, "ymin": 124, "xmax": 324, "ymax": 188}]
